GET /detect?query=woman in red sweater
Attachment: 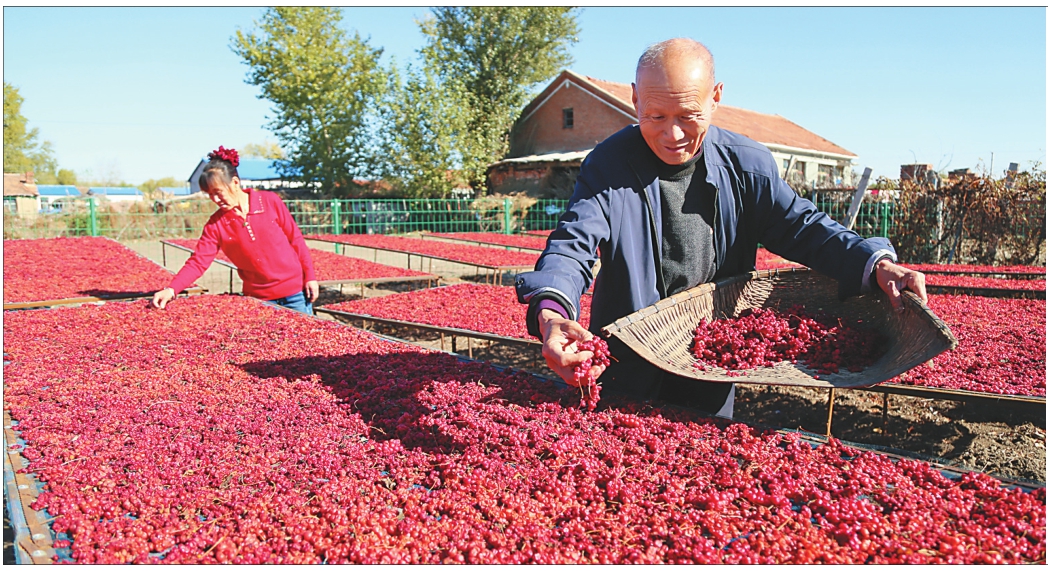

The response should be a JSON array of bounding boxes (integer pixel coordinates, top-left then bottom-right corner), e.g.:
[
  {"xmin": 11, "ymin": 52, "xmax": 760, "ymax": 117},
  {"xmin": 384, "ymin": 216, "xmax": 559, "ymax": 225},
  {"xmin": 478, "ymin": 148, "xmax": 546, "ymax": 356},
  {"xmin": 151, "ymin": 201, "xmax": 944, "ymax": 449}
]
[{"xmin": 152, "ymin": 146, "xmax": 318, "ymax": 314}]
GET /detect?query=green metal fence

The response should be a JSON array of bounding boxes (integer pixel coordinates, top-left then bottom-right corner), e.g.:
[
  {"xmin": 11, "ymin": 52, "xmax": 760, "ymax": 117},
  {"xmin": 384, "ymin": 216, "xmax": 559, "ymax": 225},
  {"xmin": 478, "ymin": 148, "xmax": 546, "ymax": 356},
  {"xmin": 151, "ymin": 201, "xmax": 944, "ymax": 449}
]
[
  {"xmin": 810, "ymin": 190, "xmax": 896, "ymax": 238},
  {"xmin": 4, "ymin": 194, "xmax": 896, "ymax": 241}
]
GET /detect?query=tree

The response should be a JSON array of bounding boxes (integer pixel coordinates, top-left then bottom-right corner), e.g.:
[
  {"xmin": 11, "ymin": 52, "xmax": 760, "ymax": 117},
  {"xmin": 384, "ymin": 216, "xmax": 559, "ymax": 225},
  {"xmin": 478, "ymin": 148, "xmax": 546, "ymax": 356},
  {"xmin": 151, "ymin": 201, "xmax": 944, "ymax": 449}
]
[
  {"xmin": 232, "ymin": 7, "xmax": 386, "ymax": 196},
  {"xmin": 418, "ymin": 7, "xmax": 580, "ymax": 189},
  {"xmin": 139, "ymin": 176, "xmax": 185, "ymax": 200},
  {"xmin": 376, "ymin": 63, "xmax": 477, "ymax": 198},
  {"xmin": 4, "ymin": 82, "xmax": 57, "ymax": 176},
  {"xmin": 241, "ymin": 141, "xmax": 286, "ymax": 160}
]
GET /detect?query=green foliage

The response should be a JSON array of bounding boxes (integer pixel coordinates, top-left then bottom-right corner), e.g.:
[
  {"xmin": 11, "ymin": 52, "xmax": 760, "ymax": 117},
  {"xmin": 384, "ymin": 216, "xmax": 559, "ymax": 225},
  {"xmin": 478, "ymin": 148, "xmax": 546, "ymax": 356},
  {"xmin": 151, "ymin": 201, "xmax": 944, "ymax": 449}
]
[
  {"xmin": 417, "ymin": 7, "xmax": 580, "ymax": 190},
  {"xmin": 56, "ymin": 169, "xmax": 77, "ymax": 185},
  {"xmin": 4, "ymin": 82, "xmax": 58, "ymax": 177},
  {"xmin": 138, "ymin": 177, "xmax": 185, "ymax": 200},
  {"xmin": 376, "ymin": 63, "xmax": 477, "ymax": 198},
  {"xmin": 232, "ymin": 7, "xmax": 386, "ymax": 197},
  {"xmin": 241, "ymin": 141, "xmax": 286, "ymax": 160}
]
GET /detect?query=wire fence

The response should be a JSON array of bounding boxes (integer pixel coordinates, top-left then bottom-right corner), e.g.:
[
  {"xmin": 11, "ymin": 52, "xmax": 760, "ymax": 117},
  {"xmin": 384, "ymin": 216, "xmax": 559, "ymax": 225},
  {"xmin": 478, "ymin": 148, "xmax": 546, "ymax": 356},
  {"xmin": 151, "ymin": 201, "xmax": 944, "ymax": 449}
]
[{"xmin": 2, "ymin": 197, "xmax": 571, "ymax": 241}]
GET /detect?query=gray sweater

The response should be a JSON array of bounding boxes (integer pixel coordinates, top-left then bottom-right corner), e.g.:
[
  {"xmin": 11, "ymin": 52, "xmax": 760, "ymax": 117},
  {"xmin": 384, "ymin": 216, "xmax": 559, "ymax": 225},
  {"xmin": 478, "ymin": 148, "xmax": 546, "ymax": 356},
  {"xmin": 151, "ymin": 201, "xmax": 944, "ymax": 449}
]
[{"xmin": 657, "ymin": 152, "xmax": 717, "ymax": 296}]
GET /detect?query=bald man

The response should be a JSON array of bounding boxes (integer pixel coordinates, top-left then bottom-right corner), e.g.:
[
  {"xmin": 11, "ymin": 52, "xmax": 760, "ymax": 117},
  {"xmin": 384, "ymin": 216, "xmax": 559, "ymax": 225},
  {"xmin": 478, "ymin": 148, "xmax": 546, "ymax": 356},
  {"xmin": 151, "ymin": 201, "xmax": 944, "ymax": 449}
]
[{"xmin": 516, "ymin": 38, "xmax": 926, "ymax": 418}]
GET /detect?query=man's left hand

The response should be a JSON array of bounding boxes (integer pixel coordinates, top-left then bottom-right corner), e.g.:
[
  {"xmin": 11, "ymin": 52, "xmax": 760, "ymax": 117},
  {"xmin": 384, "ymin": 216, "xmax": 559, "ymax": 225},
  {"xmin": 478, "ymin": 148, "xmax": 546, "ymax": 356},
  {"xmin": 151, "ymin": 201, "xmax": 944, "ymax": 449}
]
[
  {"xmin": 305, "ymin": 280, "xmax": 320, "ymax": 303},
  {"xmin": 875, "ymin": 259, "xmax": 927, "ymax": 311}
]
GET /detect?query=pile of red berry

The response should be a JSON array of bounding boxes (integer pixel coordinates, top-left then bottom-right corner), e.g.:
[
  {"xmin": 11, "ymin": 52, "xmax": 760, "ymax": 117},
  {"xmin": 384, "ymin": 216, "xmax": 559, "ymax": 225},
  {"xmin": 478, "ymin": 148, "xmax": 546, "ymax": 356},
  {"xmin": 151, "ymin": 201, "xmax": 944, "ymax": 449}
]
[
  {"xmin": 692, "ymin": 306, "xmax": 887, "ymax": 376},
  {"xmin": 326, "ymin": 284, "xmax": 592, "ymax": 339},
  {"xmin": 754, "ymin": 248, "xmax": 803, "ymax": 270},
  {"xmin": 905, "ymin": 262, "xmax": 1045, "ymax": 275},
  {"xmin": 572, "ymin": 337, "xmax": 611, "ymax": 411},
  {"xmin": 311, "ymin": 234, "xmax": 540, "ymax": 268},
  {"xmin": 169, "ymin": 239, "xmax": 430, "ymax": 280},
  {"xmin": 436, "ymin": 232, "xmax": 549, "ymax": 251},
  {"xmin": 924, "ymin": 273, "xmax": 1046, "ymax": 291},
  {"xmin": 888, "ymin": 294, "xmax": 1045, "ymax": 396},
  {"xmin": 3, "ymin": 296, "xmax": 1044, "ymax": 564},
  {"xmin": 3, "ymin": 237, "xmax": 178, "ymax": 303}
]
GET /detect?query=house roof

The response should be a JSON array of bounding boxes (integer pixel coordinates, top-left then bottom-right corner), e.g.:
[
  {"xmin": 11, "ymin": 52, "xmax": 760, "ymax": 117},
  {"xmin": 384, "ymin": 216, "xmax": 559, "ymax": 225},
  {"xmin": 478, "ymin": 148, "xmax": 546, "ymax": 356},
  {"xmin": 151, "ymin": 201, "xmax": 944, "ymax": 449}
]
[
  {"xmin": 89, "ymin": 187, "xmax": 143, "ymax": 196},
  {"xmin": 36, "ymin": 185, "xmax": 82, "ymax": 197},
  {"xmin": 237, "ymin": 159, "xmax": 283, "ymax": 181},
  {"xmin": 523, "ymin": 70, "xmax": 856, "ymax": 158},
  {"xmin": 3, "ymin": 173, "xmax": 38, "ymax": 197}
]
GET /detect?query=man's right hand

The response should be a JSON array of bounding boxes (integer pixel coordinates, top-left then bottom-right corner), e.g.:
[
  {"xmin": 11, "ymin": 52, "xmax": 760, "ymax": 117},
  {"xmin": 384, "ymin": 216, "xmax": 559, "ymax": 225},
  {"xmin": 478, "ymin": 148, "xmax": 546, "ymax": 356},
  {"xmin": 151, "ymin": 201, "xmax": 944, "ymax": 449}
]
[
  {"xmin": 151, "ymin": 287, "xmax": 175, "ymax": 309},
  {"xmin": 538, "ymin": 308, "xmax": 607, "ymax": 386}
]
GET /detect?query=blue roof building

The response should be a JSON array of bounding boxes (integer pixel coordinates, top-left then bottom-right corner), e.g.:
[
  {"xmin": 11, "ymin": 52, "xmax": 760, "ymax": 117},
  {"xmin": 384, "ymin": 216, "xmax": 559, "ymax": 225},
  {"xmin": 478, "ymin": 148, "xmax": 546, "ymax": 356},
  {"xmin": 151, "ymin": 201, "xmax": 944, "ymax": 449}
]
[
  {"xmin": 89, "ymin": 187, "xmax": 143, "ymax": 201},
  {"xmin": 159, "ymin": 186, "xmax": 195, "ymax": 196},
  {"xmin": 188, "ymin": 157, "xmax": 310, "ymax": 193},
  {"xmin": 36, "ymin": 185, "xmax": 82, "ymax": 197}
]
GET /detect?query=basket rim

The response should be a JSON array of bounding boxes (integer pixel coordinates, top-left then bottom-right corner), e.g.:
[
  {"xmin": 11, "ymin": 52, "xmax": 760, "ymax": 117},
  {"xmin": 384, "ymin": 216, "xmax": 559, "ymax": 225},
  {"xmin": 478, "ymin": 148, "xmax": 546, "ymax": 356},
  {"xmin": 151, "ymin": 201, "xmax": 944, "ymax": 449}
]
[{"xmin": 600, "ymin": 268, "xmax": 959, "ymax": 388}]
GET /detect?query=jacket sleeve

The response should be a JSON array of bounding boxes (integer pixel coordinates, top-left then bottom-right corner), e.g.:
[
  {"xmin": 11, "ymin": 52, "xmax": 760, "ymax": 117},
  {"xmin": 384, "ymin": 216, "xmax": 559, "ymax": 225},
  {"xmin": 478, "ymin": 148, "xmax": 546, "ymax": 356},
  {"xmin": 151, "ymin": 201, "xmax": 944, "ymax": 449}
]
[
  {"xmin": 753, "ymin": 171, "xmax": 895, "ymax": 299},
  {"xmin": 516, "ymin": 155, "xmax": 610, "ymax": 338},
  {"xmin": 168, "ymin": 221, "xmax": 221, "ymax": 294},
  {"xmin": 271, "ymin": 193, "xmax": 316, "ymax": 283}
]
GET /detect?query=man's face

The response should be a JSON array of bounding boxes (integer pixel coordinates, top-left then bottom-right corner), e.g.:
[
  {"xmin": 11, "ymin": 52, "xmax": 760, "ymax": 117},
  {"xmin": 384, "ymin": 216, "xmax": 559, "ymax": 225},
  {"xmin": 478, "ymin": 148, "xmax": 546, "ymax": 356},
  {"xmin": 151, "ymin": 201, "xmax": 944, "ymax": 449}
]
[{"xmin": 632, "ymin": 59, "xmax": 723, "ymax": 165}]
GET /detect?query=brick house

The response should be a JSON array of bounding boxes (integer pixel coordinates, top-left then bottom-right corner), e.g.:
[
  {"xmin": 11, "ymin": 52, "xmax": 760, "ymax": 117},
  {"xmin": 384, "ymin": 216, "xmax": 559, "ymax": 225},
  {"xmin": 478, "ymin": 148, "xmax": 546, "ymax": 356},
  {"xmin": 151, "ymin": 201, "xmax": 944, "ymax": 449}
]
[
  {"xmin": 487, "ymin": 70, "xmax": 858, "ymax": 197},
  {"xmin": 3, "ymin": 172, "xmax": 40, "ymax": 218}
]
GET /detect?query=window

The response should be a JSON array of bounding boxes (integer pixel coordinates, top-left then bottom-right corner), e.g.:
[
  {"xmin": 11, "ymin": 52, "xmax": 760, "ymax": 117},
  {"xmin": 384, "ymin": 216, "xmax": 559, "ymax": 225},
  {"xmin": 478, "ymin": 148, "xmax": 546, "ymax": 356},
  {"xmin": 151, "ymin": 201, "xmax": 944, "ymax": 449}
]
[
  {"xmin": 562, "ymin": 108, "xmax": 574, "ymax": 129},
  {"xmin": 793, "ymin": 161, "xmax": 807, "ymax": 180},
  {"xmin": 817, "ymin": 164, "xmax": 838, "ymax": 186},
  {"xmin": 782, "ymin": 158, "xmax": 790, "ymax": 173},
  {"xmin": 3, "ymin": 197, "xmax": 17, "ymax": 215}
]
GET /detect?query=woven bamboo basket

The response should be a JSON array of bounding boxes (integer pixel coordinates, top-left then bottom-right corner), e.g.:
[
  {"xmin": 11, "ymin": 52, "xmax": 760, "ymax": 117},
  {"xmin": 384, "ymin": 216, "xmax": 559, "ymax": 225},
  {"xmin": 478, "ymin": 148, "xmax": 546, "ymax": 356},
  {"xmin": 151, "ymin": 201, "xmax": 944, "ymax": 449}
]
[{"xmin": 601, "ymin": 268, "xmax": 958, "ymax": 389}]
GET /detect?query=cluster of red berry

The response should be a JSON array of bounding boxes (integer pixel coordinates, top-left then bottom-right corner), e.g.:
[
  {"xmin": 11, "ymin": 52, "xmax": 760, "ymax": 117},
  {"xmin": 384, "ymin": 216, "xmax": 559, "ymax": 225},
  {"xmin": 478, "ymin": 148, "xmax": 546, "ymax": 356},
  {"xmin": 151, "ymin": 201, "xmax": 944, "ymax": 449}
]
[
  {"xmin": 924, "ymin": 273, "xmax": 1046, "ymax": 291},
  {"xmin": 169, "ymin": 239, "xmax": 429, "ymax": 281},
  {"xmin": 692, "ymin": 306, "xmax": 887, "ymax": 376},
  {"xmin": 572, "ymin": 337, "xmax": 611, "ymax": 411},
  {"xmin": 3, "ymin": 237, "xmax": 178, "ymax": 303},
  {"xmin": 437, "ymin": 232, "xmax": 549, "ymax": 251},
  {"xmin": 889, "ymin": 294, "xmax": 1046, "ymax": 396},
  {"xmin": 327, "ymin": 284, "xmax": 592, "ymax": 339},
  {"xmin": 312, "ymin": 234, "xmax": 540, "ymax": 268},
  {"xmin": 4, "ymin": 296, "xmax": 1044, "ymax": 564}
]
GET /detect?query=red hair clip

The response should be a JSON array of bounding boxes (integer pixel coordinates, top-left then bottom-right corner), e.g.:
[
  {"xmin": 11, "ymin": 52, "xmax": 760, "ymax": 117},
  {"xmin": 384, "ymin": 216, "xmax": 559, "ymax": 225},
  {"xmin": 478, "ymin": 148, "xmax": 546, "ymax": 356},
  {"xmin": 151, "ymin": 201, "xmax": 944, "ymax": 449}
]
[{"xmin": 208, "ymin": 146, "xmax": 239, "ymax": 167}]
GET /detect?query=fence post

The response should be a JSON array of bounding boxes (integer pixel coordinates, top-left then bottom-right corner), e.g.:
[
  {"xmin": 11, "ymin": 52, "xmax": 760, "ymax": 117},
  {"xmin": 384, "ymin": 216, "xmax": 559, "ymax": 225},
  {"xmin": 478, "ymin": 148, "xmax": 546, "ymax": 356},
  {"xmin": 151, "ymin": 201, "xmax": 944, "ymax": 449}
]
[
  {"xmin": 503, "ymin": 197, "xmax": 512, "ymax": 235},
  {"xmin": 332, "ymin": 199, "xmax": 342, "ymax": 235},
  {"xmin": 88, "ymin": 197, "xmax": 98, "ymax": 236}
]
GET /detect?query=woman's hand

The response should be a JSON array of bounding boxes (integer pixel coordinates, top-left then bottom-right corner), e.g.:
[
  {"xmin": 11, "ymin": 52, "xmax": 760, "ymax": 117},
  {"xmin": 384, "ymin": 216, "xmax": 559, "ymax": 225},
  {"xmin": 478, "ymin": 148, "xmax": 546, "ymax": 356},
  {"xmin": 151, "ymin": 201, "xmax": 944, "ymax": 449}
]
[
  {"xmin": 304, "ymin": 281, "xmax": 319, "ymax": 303},
  {"xmin": 151, "ymin": 287, "xmax": 175, "ymax": 309},
  {"xmin": 537, "ymin": 309, "xmax": 606, "ymax": 386}
]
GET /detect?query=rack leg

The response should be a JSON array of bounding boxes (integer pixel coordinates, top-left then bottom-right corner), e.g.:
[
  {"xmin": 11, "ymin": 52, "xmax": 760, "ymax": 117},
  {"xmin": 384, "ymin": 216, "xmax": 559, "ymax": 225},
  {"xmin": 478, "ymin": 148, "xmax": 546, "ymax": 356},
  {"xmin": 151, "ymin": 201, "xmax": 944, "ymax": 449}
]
[
  {"xmin": 360, "ymin": 283, "xmax": 365, "ymax": 298},
  {"xmin": 825, "ymin": 388, "xmax": 836, "ymax": 436},
  {"xmin": 882, "ymin": 392, "xmax": 890, "ymax": 435},
  {"xmin": 162, "ymin": 242, "xmax": 167, "ymax": 267},
  {"xmin": 467, "ymin": 337, "xmax": 473, "ymax": 359},
  {"xmin": 440, "ymin": 333, "xmax": 446, "ymax": 352},
  {"xmin": 229, "ymin": 268, "xmax": 234, "ymax": 294},
  {"xmin": 452, "ymin": 335, "xmax": 457, "ymax": 353}
]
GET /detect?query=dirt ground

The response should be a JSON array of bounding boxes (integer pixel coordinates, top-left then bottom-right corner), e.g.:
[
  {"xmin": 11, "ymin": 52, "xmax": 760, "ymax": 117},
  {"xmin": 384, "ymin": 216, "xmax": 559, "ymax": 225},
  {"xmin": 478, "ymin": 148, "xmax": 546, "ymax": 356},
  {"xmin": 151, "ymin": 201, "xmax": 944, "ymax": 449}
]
[{"xmin": 4, "ymin": 239, "xmax": 1044, "ymax": 562}]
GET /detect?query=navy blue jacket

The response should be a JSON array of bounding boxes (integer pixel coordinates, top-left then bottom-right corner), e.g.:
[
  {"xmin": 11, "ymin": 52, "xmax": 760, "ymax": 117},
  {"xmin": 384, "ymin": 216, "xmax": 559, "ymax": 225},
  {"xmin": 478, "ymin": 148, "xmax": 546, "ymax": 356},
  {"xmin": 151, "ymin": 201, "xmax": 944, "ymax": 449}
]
[{"xmin": 515, "ymin": 124, "xmax": 894, "ymax": 338}]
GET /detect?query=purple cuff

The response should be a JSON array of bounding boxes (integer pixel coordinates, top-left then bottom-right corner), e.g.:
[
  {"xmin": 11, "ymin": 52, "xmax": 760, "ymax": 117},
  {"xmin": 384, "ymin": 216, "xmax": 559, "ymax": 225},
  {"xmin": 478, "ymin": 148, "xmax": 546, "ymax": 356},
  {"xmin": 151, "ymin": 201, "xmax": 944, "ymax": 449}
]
[{"xmin": 536, "ymin": 299, "xmax": 569, "ymax": 320}]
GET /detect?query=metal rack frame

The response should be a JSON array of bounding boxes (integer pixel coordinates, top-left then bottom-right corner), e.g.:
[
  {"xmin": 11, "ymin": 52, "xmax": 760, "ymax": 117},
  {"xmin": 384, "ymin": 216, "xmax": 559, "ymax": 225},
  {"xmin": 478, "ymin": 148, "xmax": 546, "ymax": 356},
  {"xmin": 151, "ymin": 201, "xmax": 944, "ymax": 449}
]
[{"xmin": 308, "ymin": 236, "xmax": 533, "ymax": 286}]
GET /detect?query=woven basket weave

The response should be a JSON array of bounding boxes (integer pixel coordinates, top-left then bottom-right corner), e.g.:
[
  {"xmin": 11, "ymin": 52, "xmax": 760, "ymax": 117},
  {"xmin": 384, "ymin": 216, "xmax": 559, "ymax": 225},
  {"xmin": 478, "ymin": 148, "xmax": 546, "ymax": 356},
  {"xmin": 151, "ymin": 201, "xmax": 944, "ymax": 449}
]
[{"xmin": 601, "ymin": 268, "xmax": 958, "ymax": 389}]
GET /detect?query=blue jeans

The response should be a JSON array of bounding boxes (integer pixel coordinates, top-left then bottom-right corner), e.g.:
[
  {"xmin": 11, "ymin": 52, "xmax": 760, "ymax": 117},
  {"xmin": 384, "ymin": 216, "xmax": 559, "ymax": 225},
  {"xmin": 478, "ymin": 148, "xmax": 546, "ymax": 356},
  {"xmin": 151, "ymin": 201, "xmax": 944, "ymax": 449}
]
[{"xmin": 267, "ymin": 291, "xmax": 313, "ymax": 315}]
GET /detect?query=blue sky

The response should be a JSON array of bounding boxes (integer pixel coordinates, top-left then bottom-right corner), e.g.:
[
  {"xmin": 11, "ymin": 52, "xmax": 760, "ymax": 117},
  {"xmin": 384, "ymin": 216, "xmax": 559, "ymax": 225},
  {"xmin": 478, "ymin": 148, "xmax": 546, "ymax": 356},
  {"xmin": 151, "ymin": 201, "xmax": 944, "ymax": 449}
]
[{"xmin": 4, "ymin": 7, "xmax": 1045, "ymax": 185}]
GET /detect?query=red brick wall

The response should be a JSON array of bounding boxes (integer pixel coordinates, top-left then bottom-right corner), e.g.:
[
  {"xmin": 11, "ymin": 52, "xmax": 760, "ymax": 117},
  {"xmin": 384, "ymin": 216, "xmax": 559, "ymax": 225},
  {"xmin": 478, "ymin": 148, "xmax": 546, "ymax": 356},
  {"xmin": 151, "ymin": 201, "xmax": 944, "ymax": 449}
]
[{"xmin": 510, "ymin": 81, "xmax": 635, "ymax": 157}]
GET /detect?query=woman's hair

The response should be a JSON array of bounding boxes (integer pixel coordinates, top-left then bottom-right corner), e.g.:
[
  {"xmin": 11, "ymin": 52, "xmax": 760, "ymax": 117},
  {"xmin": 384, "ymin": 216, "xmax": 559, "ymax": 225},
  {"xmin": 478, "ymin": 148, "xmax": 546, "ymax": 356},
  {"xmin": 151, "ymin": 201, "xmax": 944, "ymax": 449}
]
[{"xmin": 200, "ymin": 146, "xmax": 239, "ymax": 192}]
